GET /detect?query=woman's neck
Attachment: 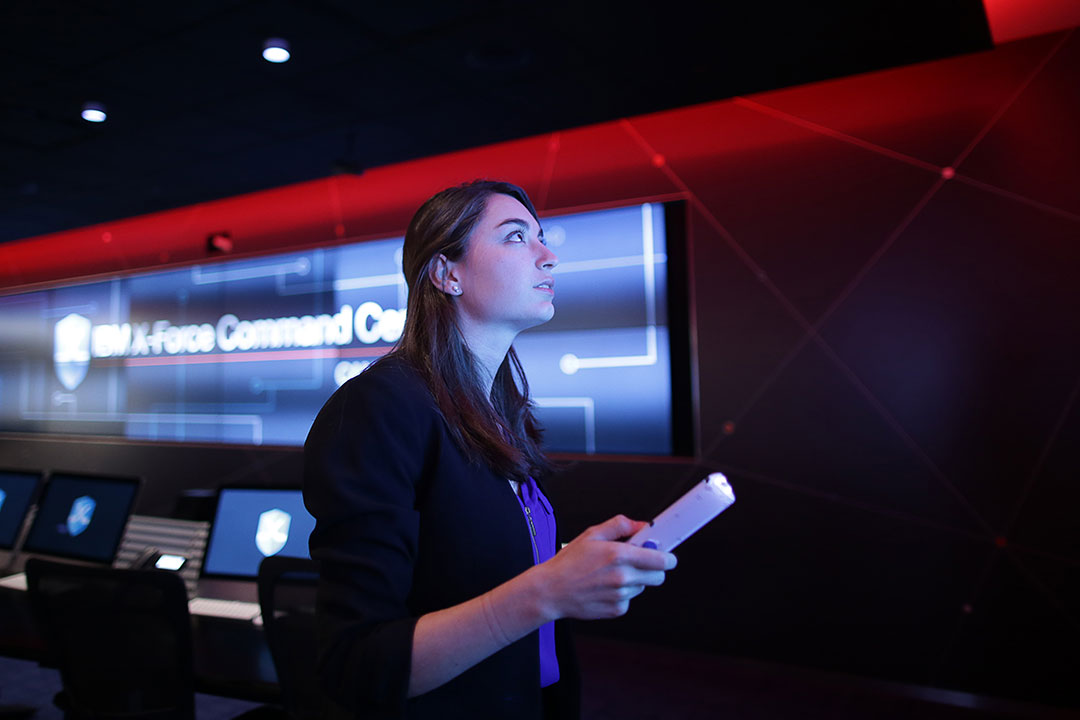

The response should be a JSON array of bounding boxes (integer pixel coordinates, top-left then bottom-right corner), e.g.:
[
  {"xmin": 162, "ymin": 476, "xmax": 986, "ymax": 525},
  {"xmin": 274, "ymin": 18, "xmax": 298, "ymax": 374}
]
[{"xmin": 456, "ymin": 317, "xmax": 516, "ymax": 395}]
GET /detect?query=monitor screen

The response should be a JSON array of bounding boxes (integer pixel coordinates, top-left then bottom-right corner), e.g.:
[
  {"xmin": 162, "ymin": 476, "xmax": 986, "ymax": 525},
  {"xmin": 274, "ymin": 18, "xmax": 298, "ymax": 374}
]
[
  {"xmin": 0, "ymin": 470, "xmax": 41, "ymax": 550},
  {"xmin": 202, "ymin": 487, "xmax": 315, "ymax": 579},
  {"xmin": 0, "ymin": 201, "xmax": 691, "ymax": 455},
  {"xmin": 22, "ymin": 472, "xmax": 140, "ymax": 563}
]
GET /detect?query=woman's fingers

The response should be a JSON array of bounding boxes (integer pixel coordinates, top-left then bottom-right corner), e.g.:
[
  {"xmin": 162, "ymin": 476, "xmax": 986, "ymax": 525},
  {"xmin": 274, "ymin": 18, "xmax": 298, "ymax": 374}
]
[
  {"xmin": 544, "ymin": 514, "xmax": 679, "ymax": 621},
  {"xmin": 618, "ymin": 543, "xmax": 678, "ymax": 572},
  {"xmin": 609, "ymin": 568, "xmax": 665, "ymax": 590},
  {"xmin": 585, "ymin": 514, "xmax": 648, "ymax": 542},
  {"xmin": 581, "ymin": 516, "xmax": 677, "ymax": 569}
]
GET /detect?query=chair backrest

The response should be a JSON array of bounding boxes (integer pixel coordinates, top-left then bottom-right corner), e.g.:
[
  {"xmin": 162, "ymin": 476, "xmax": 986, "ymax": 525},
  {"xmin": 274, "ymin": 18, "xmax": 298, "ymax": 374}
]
[
  {"xmin": 256, "ymin": 555, "xmax": 327, "ymax": 720},
  {"xmin": 25, "ymin": 557, "xmax": 196, "ymax": 720}
]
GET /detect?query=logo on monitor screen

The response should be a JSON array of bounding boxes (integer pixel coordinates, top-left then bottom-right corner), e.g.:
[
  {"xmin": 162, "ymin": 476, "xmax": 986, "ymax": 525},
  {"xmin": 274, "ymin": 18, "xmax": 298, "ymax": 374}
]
[
  {"xmin": 0, "ymin": 488, "xmax": 6, "ymax": 513},
  {"xmin": 255, "ymin": 508, "xmax": 291, "ymax": 557},
  {"xmin": 66, "ymin": 496, "xmax": 96, "ymax": 537},
  {"xmin": 54, "ymin": 313, "xmax": 92, "ymax": 391}
]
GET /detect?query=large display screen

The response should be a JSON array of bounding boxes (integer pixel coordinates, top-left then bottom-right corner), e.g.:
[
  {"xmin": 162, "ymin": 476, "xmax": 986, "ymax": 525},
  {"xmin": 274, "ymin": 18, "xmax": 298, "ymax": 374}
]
[{"xmin": 0, "ymin": 202, "xmax": 686, "ymax": 454}]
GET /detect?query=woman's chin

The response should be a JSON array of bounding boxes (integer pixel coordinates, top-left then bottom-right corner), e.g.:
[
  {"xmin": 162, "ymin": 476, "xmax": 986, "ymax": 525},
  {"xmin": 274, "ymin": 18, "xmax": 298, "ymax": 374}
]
[{"xmin": 517, "ymin": 305, "xmax": 555, "ymax": 332}]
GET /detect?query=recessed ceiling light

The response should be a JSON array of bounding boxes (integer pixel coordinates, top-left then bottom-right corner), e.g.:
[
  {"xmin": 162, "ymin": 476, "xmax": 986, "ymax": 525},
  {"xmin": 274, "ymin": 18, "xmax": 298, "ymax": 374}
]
[
  {"xmin": 262, "ymin": 38, "xmax": 291, "ymax": 63},
  {"xmin": 81, "ymin": 101, "xmax": 106, "ymax": 122}
]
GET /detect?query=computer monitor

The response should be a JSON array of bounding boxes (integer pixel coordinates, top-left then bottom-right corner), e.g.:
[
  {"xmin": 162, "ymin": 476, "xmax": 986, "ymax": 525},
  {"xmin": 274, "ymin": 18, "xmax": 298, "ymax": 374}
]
[
  {"xmin": 201, "ymin": 487, "xmax": 314, "ymax": 580},
  {"xmin": 0, "ymin": 470, "xmax": 42, "ymax": 550},
  {"xmin": 22, "ymin": 472, "xmax": 141, "ymax": 564}
]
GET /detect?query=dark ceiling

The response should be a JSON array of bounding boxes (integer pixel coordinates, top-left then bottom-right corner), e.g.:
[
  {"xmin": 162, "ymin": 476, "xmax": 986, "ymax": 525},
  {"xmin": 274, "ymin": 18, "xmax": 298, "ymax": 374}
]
[{"xmin": 1, "ymin": 1, "xmax": 992, "ymax": 244}]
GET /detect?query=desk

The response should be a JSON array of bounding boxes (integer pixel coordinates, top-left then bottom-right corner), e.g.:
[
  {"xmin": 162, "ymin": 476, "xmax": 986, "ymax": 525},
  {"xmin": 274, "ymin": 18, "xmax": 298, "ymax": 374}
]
[
  {"xmin": 0, "ymin": 585, "xmax": 282, "ymax": 704},
  {"xmin": 191, "ymin": 615, "xmax": 280, "ymax": 702}
]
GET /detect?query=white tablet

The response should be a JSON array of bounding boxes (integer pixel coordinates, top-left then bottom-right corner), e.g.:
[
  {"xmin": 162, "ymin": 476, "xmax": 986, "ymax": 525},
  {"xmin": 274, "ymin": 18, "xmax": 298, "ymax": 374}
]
[{"xmin": 628, "ymin": 472, "xmax": 735, "ymax": 552}]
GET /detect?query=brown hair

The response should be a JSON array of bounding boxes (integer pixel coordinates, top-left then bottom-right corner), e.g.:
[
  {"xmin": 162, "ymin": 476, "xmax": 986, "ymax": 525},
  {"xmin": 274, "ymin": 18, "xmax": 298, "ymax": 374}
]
[{"xmin": 387, "ymin": 179, "xmax": 551, "ymax": 481}]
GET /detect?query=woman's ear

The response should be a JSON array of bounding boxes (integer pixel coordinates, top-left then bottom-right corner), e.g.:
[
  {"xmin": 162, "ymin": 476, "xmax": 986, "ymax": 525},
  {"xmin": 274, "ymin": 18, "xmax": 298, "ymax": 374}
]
[{"xmin": 428, "ymin": 254, "xmax": 461, "ymax": 295}]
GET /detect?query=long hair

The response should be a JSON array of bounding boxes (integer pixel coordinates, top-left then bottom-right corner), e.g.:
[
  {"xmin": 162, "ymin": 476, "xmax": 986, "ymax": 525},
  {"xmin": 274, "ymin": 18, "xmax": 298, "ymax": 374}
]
[{"xmin": 387, "ymin": 179, "xmax": 552, "ymax": 481}]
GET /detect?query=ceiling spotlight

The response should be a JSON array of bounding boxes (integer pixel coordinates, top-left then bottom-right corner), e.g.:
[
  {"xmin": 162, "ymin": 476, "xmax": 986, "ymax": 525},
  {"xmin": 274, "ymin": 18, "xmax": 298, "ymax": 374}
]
[
  {"xmin": 81, "ymin": 101, "xmax": 107, "ymax": 122},
  {"xmin": 262, "ymin": 38, "xmax": 291, "ymax": 63}
]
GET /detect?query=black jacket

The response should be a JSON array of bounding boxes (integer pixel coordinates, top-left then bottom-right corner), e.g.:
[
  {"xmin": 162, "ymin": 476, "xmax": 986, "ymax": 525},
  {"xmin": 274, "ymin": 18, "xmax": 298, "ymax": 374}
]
[{"xmin": 303, "ymin": 354, "xmax": 580, "ymax": 719}]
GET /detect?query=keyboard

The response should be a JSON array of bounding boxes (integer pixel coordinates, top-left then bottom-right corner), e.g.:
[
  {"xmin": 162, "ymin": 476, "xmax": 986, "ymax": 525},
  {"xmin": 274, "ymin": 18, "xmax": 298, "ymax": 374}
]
[
  {"xmin": 0, "ymin": 573, "xmax": 262, "ymax": 625},
  {"xmin": 188, "ymin": 597, "xmax": 263, "ymax": 625},
  {"xmin": 0, "ymin": 573, "xmax": 27, "ymax": 591}
]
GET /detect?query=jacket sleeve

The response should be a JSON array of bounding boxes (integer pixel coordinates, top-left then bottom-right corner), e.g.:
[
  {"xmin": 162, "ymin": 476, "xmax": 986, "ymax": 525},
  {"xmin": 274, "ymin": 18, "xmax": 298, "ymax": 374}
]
[{"xmin": 303, "ymin": 366, "xmax": 434, "ymax": 716}]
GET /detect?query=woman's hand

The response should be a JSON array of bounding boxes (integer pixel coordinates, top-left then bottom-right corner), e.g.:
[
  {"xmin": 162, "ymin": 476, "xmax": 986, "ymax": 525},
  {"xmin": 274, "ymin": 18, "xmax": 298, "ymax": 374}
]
[
  {"xmin": 406, "ymin": 514, "xmax": 675, "ymax": 697},
  {"xmin": 533, "ymin": 514, "xmax": 677, "ymax": 622}
]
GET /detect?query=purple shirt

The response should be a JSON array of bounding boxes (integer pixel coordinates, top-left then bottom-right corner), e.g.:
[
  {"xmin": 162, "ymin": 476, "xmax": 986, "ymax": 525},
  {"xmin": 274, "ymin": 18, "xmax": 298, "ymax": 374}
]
[{"xmin": 512, "ymin": 476, "xmax": 559, "ymax": 687}]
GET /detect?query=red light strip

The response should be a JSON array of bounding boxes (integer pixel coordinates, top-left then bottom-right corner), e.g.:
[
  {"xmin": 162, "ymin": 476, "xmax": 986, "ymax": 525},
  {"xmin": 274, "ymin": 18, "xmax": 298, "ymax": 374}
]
[{"xmin": 983, "ymin": 0, "xmax": 1080, "ymax": 44}]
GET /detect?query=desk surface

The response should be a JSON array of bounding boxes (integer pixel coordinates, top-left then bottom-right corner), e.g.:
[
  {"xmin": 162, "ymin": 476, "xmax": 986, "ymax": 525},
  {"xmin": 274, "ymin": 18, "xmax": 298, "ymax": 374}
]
[{"xmin": 0, "ymin": 584, "xmax": 281, "ymax": 703}]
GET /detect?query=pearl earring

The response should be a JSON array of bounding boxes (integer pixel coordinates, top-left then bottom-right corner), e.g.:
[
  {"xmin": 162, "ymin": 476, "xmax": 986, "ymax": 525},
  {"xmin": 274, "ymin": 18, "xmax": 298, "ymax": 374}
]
[{"xmin": 451, "ymin": 285, "xmax": 460, "ymax": 294}]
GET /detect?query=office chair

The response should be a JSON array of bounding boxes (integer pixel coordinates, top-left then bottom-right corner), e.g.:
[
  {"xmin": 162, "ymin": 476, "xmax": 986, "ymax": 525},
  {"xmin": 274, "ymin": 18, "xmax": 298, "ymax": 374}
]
[
  {"xmin": 256, "ymin": 556, "xmax": 336, "ymax": 720},
  {"xmin": 25, "ymin": 557, "xmax": 197, "ymax": 720}
]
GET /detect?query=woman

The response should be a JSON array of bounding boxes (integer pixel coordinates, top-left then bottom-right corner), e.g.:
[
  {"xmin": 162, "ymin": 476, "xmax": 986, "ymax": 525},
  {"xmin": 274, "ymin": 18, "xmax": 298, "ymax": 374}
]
[{"xmin": 303, "ymin": 180, "xmax": 677, "ymax": 719}]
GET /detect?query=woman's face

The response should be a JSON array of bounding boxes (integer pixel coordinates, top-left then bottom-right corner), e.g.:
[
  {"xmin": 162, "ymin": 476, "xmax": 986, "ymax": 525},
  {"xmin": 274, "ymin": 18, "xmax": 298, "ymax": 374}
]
[{"xmin": 446, "ymin": 193, "xmax": 559, "ymax": 336}]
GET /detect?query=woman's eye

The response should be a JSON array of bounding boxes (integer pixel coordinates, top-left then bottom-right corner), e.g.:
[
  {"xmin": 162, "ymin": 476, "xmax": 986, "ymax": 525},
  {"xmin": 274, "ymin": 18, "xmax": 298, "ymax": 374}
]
[{"xmin": 508, "ymin": 230, "xmax": 526, "ymax": 243}]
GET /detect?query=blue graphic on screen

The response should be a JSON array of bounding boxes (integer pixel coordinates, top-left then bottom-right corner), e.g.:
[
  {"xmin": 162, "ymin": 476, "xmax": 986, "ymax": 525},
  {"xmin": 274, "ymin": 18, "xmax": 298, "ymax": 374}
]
[
  {"xmin": 202, "ymin": 488, "xmax": 315, "ymax": 578},
  {"xmin": 0, "ymin": 203, "xmax": 672, "ymax": 453},
  {"xmin": 66, "ymin": 495, "xmax": 96, "ymax": 537},
  {"xmin": 0, "ymin": 471, "xmax": 40, "ymax": 550},
  {"xmin": 22, "ymin": 474, "xmax": 139, "ymax": 563}
]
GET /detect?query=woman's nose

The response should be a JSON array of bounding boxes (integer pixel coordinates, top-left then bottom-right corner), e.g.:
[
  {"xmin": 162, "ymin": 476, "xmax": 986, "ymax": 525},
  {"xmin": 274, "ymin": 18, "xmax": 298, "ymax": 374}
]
[{"xmin": 538, "ymin": 243, "xmax": 558, "ymax": 270}]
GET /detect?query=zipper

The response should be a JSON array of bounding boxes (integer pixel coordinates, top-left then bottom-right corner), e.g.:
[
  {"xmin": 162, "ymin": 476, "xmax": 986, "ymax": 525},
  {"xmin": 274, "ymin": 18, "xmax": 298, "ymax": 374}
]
[
  {"xmin": 511, "ymin": 479, "xmax": 540, "ymax": 563},
  {"xmin": 524, "ymin": 506, "xmax": 538, "ymax": 563},
  {"xmin": 524, "ymin": 506, "xmax": 537, "ymax": 537},
  {"xmin": 521, "ymin": 501, "xmax": 539, "ymax": 563}
]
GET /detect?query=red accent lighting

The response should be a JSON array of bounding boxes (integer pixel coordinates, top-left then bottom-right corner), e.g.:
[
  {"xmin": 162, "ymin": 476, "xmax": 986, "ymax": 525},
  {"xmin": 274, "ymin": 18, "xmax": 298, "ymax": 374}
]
[{"xmin": 982, "ymin": 0, "xmax": 1080, "ymax": 44}]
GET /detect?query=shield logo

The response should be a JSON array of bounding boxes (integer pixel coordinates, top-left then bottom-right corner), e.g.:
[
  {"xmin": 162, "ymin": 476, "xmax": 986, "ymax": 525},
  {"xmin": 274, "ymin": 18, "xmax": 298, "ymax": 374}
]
[
  {"xmin": 67, "ymin": 496, "xmax": 96, "ymax": 537},
  {"xmin": 54, "ymin": 313, "xmax": 92, "ymax": 391},
  {"xmin": 255, "ymin": 508, "xmax": 291, "ymax": 557}
]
